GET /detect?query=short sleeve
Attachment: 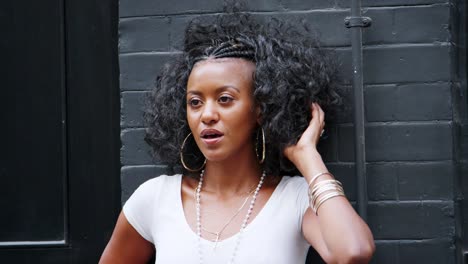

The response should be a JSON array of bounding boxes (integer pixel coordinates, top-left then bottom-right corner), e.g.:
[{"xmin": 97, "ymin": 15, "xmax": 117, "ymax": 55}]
[
  {"xmin": 290, "ymin": 176, "xmax": 310, "ymax": 230},
  {"xmin": 123, "ymin": 176, "xmax": 165, "ymax": 244}
]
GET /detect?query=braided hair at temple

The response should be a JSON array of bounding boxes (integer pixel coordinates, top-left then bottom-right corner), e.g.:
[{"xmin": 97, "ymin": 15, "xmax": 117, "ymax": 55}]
[{"xmin": 144, "ymin": 12, "xmax": 341, "ymax": 176}]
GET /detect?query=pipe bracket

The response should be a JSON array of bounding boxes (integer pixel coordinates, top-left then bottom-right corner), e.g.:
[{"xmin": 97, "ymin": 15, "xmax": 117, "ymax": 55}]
[{"xmin": 344, "ymin": 16, "xmax": 372, "ymax": 28}]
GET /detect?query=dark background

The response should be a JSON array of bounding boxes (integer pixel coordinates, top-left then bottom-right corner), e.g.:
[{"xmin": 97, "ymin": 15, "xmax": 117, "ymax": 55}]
[
  {"xmin": 119, "ymin": 0, "xmax": 467, "ymax": 263},
  {"xmin": 0, "ymin": 0, "xmax": 467, "ymax": 263},
  {"xmin": 0, "ymin": 0, "xmax": 120, "ymax": 263}
]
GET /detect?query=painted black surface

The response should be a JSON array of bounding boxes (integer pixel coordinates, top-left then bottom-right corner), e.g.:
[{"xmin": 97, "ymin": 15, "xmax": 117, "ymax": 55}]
[
  {"xmin": 451, "ymin": 0, "xmax": 468, "ymax": 262},
  {"xmin": 0, "ymin": 0, "xmax": 67, "ymax": 244},
  {"xmin": 0, "ymin": 0, "xmax": 120, "ymax": 263}
]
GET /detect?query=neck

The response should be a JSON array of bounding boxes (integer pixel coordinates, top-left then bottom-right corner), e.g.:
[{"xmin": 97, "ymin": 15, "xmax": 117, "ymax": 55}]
[{"xmin": 201, "ymin": 153, "xmax": 262, "ymax": 197}]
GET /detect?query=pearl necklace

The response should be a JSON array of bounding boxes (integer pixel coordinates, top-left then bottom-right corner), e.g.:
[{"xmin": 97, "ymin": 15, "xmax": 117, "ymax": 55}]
[
  {"xmin": 202, "ymin": 188, "xmax": 255, "ymax": 249},
  {"xmin": 196, "ymin": 170, "xmax": 266, "ymax": 264}
]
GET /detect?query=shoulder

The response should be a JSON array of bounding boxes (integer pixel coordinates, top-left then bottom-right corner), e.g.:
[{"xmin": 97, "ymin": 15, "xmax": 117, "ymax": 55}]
[
  {"xmin": 133, "ymin": 174, "xmax": 180, "ymax": 191},
  {"xmin": 124, "ymin": 174, "xmax": 181, "ymax": 205},
  {"xmin": 279, "ymin": 175, "xmax": 307, "ymax": 191},
  {"xmin": 274, "ymin": 176, "xmax": 309, "ymax": 208},
  {"xmin": 122, "ymin": 174, "xmax": 182, "ymax": 242}
]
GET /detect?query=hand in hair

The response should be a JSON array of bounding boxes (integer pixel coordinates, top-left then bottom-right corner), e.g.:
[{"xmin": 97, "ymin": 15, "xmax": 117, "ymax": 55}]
[{"xmin": 283, "ymin": 102, "xmax": 325, "ymax": 168}]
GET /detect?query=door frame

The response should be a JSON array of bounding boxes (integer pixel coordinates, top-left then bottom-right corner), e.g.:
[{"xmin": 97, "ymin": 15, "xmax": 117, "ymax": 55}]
[
  {"xmin": 65, "ymin": 0, "xmax": 120, "ymax": 262},
  {"xmin": 0, "ymin": 0, "xmax": 120, "ymax": 262}
]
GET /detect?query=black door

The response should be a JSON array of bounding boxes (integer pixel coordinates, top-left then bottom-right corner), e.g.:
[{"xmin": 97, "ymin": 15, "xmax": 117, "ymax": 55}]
[{"xmin": 0, "ymin": 0, "xmax": 120, "ymax": 263}]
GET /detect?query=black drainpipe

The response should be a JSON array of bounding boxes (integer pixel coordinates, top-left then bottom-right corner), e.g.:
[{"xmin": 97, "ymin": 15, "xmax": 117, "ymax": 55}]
[{"xmin": 344, "ymin": 0, "xmax": 372, "ymax": 221}]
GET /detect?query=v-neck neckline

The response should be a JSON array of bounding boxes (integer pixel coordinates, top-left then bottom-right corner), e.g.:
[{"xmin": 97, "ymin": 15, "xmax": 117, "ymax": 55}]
[{"xmin": 177, "ymin": 174, "xmax": 286, "ymax": 245}]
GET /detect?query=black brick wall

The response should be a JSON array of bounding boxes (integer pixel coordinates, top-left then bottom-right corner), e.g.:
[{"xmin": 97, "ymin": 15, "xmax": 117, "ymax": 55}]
[{"xmin": 119, "ymin": 1, "xmax": 465, "ymax": 263}]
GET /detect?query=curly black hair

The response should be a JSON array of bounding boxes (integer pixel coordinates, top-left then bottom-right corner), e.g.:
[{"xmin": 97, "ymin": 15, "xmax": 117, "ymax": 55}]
[{"xmin": 144, "ymin": 12, "xmax": 341, "ymax": 177}]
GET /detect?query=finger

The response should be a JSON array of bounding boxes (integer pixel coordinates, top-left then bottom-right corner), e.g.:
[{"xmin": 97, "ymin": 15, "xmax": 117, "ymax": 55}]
[
  {"xmin": 311, "ymin": 103, "xmax": 320, "ymax": 122},
  {"xmin": 310, "ymin": 103, "xmax": 321, "ymax": 130},
  {"xmin": 319, "ymin": 106, "xmax": 325, "ymax": 130},
  {"xmin": 303, "ymin": 103, "xmax": 322, "ymax": 138},
  {"xmin": 314, "ymin": 103, "xmax": 324, "ymax": 123},
  {"xmin": 313, "ymin": 103, "xmax": 326, "ymax": 140}
]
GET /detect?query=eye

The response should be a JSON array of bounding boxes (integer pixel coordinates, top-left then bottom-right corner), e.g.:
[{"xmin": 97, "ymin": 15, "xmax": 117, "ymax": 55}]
[
  {"xmin": 188, "ymin": 98, "xmax": 202, "ymax": 107},
  {"xmin": 218, "ymin": 95, "xmax": 234, "ymax": 104}
]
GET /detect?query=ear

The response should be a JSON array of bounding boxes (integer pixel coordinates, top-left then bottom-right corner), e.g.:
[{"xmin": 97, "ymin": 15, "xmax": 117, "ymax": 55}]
[{"xmin": 255, "ymin": 105, "xmax": 262, "ymax": 124}]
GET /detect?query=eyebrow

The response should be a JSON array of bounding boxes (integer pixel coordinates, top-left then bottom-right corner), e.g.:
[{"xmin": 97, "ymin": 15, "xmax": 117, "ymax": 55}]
[{"xmin": 186, "ymin": 86, "xmax": 241, "ymax": 95}]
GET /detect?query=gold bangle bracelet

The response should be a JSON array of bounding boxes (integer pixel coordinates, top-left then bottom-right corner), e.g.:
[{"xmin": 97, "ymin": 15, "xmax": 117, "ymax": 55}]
[
  {"xmin": 310, "ymin": 179, "xmax": 343, "ymax": 196},
  {"xmin": 310, "ymin": 185, "xmax": 344, "ymax": 207},
  {"xmin": 314, "ymin": 192, "xmax": 345, "ymax": 215},
  {"xmin": 311, "ymin": 181, "xmax": 343, "ymax": 197},
  {"xmin": 310, "ymin": 187, "xmax": 344, "ymax": 209},
  {"xmin": 308, "ymin": 172, "xmax": 333, "ymax": 189},
  {"xmin": 308, "ymin": 179, "xmax": 345, "ymax": 212},
  {"xmin": 310, "ymin": 183, "xmax": 342, "ymax": 200}
]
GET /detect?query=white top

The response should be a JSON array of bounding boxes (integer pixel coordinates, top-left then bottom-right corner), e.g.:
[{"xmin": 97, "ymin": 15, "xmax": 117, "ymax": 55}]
[{"xmin": 123, "ymin": 174, "xmax": 311, "ymax": 264}]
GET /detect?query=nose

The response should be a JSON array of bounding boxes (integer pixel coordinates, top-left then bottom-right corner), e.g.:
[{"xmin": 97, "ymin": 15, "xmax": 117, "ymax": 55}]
[{"xmin": 200, "ymin": 101, "xmax": 219, "ymax": 125}]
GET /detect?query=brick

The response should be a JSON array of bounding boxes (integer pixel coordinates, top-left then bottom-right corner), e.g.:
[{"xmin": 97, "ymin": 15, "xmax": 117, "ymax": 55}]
[
  {"xmin": 317, "ymin": 125, "xmax": 338, "ymax": 162},
  {"xmin": 119, "ymin": 17, "xmax": 171, "ymax": 53},
  {"xmin": 370, "ymin": 241, "xmax": 398, "ymax": 264},
  {"xmin": 325, "ymin": 163, "xmax": 400, "ymax": 202},
  {"xmin": 363, "ymin": 5, "xmax": 449, "ymax": 45},
  {"xmin": 337, "ymin": 82, "xmax": 452, "ymax": 123},
  {"xmin": 121, "ymin": 165, "xmax": 173, "ymax": 204},
  {"xmin": 168, "ymin": 15, "xmax": 201, "ymax": 50},
  {"xmin": 364, "ymin": 84, "xmax": 399, "ymax": 122},
  {"xmin": 266, "ymin": 11, "xmax": 349, "ymax": 47},
  {"xmin": 335, "ymin": 44, "xmax": 451, "ymax": 85},
  {"xmin": 366, "ymin": 82, "xmax": 452, "ymax": 122},
  {"xmin": 398, "ymin": 161, "xmax": 454, "ymax": 200},
  {"xmin": 167, "ymin": 11, "xmax": 346, "ymax": 50},
  {"xmin": 368, "ymin": 201, "xmax": 454, "ymax": 239},
  {"xmin": 127, "ymin": 4, "xmax": 450, "ymax": 47},
  {"xmin": 249, "ymin": 0, "xmax": 333, "ymax": 11},
  {"xmin": 338, "ymin": 122, "xmax": 453, "ymax": 162},
  {"xmin": 134, "ymin": 4, "xmax": 450, "ymax": 53},
  {"xmin": 363, "ymin": 44, "xmax": 451, "ymax": 84},
  {"xmin": 119, "ymin": 0, "xmax": 337, "ymax": 17},
  {"xmin": 121, "ymin": 91, "xmax": 147, "ymax": 128},
  {"xmin": 332, "ymin": 85, "xmax": 353, "ymax": 123},
  {"xmin": 170, "ymin": 13, "xmax": 335, "ymax": 50},
  {"xmin": 120, "ymin": 15, "xmax": 450, "ymax": 80},
  {"xmin": 119, "ymin": 0, "xmax": 449, "ymax": 17},
  {"xmin": 170, "ymin": 11, "xmax": 347, "ymax": 48},
  {"xmin": 399, "ymin": 238, "xmax": 455, "ymax": 263},
  {"xmin": 337, "ymin": 0, "xmax": 448, "ymax": 7},
  {"xmin": 335, "ymin": 161, "xmax": 452, "ymax": 201},
  {"xmin": 326, "ymin": 163, "xmax": 357, "ymax": 201},
  {"xmin": 371, "ymin": 239, "xmax": 454, "ymax": 264},
  {"xmin": 119, "ymin": 0, "xmax": 223, "ymax": 17},
  {"xmin": 391, "ymin": 5, "xmax": 449, "ymax": 43},
  {"xmin": 367, "ymin": 163, "xmax": 399, "ymax": 201},
  {"xmin": 121, "ymin": 128, "xmax": 154, "ymax": 165},
  {"xmin": 120, "ymin": 53, "xmax": 174, "ymax": 91}
]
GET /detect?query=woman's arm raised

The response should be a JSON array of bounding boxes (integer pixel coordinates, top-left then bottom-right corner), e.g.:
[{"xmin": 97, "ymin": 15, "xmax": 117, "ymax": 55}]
[
  {"xmin": 99, "ymin": 212, "xmax": 155, "ymax": 264},
  {"xmin": 284, "ymin": 103, "xmax": 375, "ymax": 264}
]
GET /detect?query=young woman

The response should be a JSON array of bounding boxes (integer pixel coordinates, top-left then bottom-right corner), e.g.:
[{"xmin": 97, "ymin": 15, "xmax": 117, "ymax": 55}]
[{"xmin": 100, "ymin": 12, "xmax": 375, "ymax": 264}]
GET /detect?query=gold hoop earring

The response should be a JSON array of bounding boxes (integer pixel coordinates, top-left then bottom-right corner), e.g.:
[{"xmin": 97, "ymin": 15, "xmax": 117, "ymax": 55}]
[
  {"xmin": 180, "ymin": 132, "xmax": 206, "ymax": 172},
  {"xmin": 256, "ymin": 127, "xmax": 266, "ymax": 164}
]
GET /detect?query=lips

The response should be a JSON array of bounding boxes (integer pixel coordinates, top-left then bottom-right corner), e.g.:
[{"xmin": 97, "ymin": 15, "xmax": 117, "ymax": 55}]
[
  {"xmin": 200, "ymin": 129, "xmax": 224, "ymax": 145},
  {"xmin": 201, "ymin": 129, "xmax": 224, "ymax": 138}
]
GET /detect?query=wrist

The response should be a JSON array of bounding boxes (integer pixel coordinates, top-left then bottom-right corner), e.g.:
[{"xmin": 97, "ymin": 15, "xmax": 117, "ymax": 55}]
[
  {"xmin": 293, "ymin": 150, "xmax": 328, "ymax": 178},
  {"xmin": 290, "ymin": 147, "xmax": 319, "ymax": 164}
]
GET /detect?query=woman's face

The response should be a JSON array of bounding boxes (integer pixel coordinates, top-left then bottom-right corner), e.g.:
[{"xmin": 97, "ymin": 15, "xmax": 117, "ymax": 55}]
[{"xmin": 186, "ymin": 58, "xmax": 259, "ymax": 163}]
